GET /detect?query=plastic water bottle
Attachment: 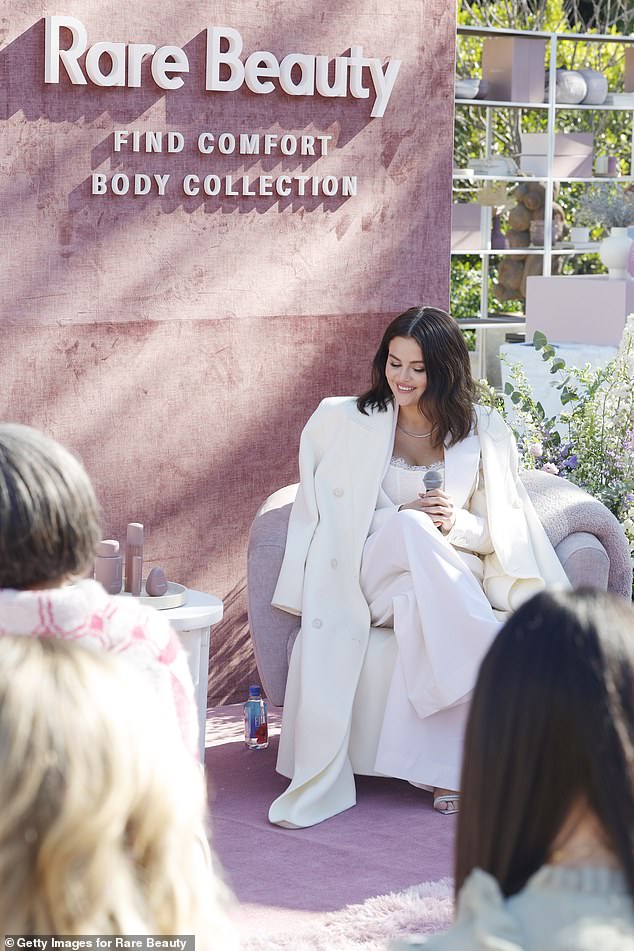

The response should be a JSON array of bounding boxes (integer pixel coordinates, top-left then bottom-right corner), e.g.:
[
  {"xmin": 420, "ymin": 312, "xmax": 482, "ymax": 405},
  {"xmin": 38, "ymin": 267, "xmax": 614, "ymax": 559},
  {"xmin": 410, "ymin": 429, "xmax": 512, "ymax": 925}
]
[{"xmin": 244, "ymin": 685, "xmax": 268, "ymax": 749}]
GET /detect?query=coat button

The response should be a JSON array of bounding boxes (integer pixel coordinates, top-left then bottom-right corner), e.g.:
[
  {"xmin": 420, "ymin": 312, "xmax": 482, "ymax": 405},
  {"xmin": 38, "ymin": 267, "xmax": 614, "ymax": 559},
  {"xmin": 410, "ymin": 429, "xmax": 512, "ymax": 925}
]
[
  {"xmin": 333, "ymin": 487, "xmax": 344, "ymax": 497},
  {"xmin": 331, "ymin": 559, "xmax": 338, "ymax": 569},
  {"xmin": 312, "ymin": 618, "xmax": 323, "ymax": 629}
]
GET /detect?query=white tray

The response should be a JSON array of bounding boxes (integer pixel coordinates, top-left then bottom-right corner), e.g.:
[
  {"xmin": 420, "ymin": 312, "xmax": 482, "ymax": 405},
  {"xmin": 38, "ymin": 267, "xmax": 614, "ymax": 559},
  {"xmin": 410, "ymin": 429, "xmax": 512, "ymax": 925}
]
[{"xmin": 116, "ymin": 581, "xmax": 188, "ymax": 610}]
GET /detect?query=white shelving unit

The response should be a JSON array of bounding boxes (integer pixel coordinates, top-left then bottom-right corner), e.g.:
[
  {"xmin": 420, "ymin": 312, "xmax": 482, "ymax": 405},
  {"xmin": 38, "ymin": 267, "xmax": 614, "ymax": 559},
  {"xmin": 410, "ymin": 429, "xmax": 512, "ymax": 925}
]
[
  {"xmin": 453, "ymin": 24, "xmax": 634, "ymax": 333},
  {"xmin": 451, "ymin": 246, "xmax": 601, "ymax": 256}
]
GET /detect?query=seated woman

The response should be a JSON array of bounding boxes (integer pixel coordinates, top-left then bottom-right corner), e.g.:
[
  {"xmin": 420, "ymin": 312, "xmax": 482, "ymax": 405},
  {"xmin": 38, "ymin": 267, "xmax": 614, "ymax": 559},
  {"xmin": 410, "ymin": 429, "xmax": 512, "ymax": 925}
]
[
  {"xmin": 0, "ymin": 423, "xmax": 197, "ymax": 755},
  {"xmin": 0, "ymin": 636, "xmax": 237, "ymax": 946},
  {"xmin": 416, "ymin": 588, "xmax": 634, "ymax": 949},
  {"xmin": 269, "ymin": 306, "xmax": 570, "ymax": 828}
]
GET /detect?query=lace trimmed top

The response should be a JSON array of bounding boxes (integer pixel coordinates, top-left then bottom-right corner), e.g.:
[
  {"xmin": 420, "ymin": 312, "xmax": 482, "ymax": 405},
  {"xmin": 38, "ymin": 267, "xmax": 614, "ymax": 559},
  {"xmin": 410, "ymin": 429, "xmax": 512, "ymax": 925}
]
[
  {"xmin": 382, "ymin": 457, "xmax": 445, "ymax": 509},
  {"xmin": 389, "ymin": 457, "xmax": 445, "ymax": 473}
]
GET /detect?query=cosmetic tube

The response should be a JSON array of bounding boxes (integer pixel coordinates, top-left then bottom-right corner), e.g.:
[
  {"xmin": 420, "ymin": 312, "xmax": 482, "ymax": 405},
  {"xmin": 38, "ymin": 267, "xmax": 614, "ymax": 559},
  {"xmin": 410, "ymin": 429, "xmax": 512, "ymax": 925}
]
[
  {"xmin": 94, "ymin": 539, "xmax": 123, "ymax": 595},
  {"xmin": 130, "ymin": 555, "xmax": 143, "ymax": 597},
  {"xmin": 124, "ymin": 522, "xmax": 144, "ymax": 593}
]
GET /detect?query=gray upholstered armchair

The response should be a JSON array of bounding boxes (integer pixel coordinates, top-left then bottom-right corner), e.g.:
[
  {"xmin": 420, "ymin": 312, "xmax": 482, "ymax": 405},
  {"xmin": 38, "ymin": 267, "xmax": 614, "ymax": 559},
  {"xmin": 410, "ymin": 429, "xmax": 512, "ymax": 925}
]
[{"xmin": 247, "ymin": 470, "xmax": 632, "ymax": 707}]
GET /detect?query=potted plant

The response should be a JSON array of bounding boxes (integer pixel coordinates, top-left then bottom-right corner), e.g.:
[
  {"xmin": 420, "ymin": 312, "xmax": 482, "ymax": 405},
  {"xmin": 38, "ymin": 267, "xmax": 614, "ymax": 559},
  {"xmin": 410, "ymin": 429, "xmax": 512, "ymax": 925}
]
[
  {"xmin": 568, "ymin": 200, "xmax": 594, "ymax": 244},
  {"xmin": 576, "ymin": 184, "xmax": 634, "ymax": 277}
]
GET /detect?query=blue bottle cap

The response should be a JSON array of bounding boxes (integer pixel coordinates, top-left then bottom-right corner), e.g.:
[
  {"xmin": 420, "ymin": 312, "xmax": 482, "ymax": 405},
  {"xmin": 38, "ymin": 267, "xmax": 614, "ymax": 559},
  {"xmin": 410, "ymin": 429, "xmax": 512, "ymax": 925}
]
[{"xmin": 249, "ymin": 685, "xmax": 261, "ymax": 698}]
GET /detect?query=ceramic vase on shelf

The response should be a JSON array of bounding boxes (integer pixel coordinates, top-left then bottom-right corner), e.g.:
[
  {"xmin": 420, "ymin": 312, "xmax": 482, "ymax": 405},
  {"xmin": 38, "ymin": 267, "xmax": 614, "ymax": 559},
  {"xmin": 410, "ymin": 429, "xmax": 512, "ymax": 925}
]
[
  {"xmin": 490, "ymin": 215, "xmax": 508, "ymax": 250},
  {"xmin": 599, "ymin": 227, "xmax": 632, "ymax": 279}
]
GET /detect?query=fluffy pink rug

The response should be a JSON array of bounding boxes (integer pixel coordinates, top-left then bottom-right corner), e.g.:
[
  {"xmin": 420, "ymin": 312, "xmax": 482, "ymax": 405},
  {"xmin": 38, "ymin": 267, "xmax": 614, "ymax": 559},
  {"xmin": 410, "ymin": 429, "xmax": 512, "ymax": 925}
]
[{"xmin": 244, "ymin": 878, "xmax": 454, "ymax": 950}]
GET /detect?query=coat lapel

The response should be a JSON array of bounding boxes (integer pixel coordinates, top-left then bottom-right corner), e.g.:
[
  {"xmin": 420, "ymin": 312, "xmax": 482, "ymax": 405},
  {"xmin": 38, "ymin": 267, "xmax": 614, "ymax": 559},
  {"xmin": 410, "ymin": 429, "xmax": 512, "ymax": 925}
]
[
  {"xmin": 444, "ymin": 427, "xmax": 480, "ymax": 510},
  {"xmin": 346, "ymin": 403, "xmax": 395, "ymax": 561}
]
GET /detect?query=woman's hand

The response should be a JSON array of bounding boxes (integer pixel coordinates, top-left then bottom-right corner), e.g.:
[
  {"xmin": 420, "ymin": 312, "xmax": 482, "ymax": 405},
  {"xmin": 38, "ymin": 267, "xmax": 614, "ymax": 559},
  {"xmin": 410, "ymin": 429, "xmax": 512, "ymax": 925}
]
[{"xmin": 399, "ymin": 490, "xmax": 456, "ymax": 535}]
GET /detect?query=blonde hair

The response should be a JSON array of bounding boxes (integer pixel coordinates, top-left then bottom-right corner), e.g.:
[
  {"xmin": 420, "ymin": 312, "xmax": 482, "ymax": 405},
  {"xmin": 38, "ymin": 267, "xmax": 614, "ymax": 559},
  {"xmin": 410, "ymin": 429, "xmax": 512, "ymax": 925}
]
[{"xmin": 0, "ymin": 637, "xmax": 236, "ymax": 946}]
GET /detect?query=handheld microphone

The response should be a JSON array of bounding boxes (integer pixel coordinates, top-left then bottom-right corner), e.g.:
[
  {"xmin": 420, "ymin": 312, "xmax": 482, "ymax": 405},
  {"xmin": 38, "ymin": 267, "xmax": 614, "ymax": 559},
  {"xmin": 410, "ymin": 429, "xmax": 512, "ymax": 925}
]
[{"xmin": 423, "ymin": 468, "xmax": 443, "ymax": 492}]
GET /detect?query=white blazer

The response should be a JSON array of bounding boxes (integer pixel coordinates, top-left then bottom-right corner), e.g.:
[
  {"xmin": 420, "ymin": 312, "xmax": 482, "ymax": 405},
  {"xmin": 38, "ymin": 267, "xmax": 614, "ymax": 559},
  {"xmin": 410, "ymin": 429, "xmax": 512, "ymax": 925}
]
[{"xmin": 269, "ymin": 397, "xmax": 570, "ymax": 827}]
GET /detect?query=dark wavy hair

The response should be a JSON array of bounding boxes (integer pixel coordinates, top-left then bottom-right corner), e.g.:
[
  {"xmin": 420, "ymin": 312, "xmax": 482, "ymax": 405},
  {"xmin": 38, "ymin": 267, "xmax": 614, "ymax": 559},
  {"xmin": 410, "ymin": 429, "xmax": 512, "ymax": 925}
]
[
  {"xmin": 0, "ymin": 424, "xmax": 101, "ymax": 589},
  {"xmin": 456, "ymin": 588, "xmax": 634, "ymax": 901},
  {"xmin": 356, "ymin": 306, "xmax": 477, "ymax": 446}
]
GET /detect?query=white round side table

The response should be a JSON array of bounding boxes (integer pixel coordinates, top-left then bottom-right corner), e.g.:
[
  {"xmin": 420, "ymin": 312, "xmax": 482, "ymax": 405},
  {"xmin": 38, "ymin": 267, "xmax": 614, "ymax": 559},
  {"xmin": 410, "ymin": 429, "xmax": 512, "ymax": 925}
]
[{"xmin": 163, "ymin": 590, "xmax": 223, "ymax": 761}]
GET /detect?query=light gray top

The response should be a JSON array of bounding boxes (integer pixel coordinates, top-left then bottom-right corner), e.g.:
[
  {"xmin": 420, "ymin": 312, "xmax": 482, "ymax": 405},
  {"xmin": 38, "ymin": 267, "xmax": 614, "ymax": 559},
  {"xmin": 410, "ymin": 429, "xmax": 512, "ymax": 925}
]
[{"xmin": 391, "ymin": 866, "xmax": 634, "ymax": 950}]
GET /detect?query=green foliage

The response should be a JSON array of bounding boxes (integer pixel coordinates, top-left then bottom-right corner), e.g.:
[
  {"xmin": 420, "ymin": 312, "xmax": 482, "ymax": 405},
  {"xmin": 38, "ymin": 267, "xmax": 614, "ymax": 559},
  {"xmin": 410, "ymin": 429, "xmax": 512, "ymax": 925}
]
[
  {"xmin": 498, "ymin": 323, "xmax": 634, "ymax": 590},
  {"xmin": 450, "ymin": 255, "xmax": 481, "ymax": 325},
  {"xmin": 476, "ymin": 378, "xmax": 505, "ymax": 412},
  {"xmin": 576, "ymin": 182, "xmax": 634, "ymax": 229}
]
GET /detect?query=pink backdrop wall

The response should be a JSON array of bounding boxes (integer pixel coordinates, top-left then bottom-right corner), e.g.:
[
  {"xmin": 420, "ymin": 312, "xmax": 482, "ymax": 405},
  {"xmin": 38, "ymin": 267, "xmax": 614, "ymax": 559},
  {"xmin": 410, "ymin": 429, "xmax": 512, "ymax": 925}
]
[{"xmin": 0, "ymin": 1, "xmax": 456, "ymax": 701}]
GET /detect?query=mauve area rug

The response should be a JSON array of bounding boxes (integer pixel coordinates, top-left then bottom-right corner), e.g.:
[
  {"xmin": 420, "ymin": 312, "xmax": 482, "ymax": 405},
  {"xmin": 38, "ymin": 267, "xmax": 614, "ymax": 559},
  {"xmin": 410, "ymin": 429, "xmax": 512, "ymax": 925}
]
[{"xmin": 205, "ymin": 706, "xmax": 456, "ymax": 949}]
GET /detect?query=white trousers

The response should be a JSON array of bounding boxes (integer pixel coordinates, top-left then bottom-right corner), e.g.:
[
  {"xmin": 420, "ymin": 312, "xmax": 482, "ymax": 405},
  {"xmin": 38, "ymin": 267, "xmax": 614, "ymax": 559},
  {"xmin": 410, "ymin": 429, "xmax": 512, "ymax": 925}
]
[{"xmin": 359, "ymin": 509, "xmax": 502, "ymax": 791}]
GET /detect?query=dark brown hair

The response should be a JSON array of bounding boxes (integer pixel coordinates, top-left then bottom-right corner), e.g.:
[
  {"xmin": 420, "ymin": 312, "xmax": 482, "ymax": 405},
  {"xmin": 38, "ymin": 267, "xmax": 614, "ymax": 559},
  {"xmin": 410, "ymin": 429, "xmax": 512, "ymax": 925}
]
[
  {"xmin": 456, "ymin": 588, "xmax": 634, "ymax": 900},
  {"xmin": 0, "ymin": 424, "xmax": 101, "ymax": 589},
  {"xmin": 356, "ymin": 306, "xmax": 477, "ymax": 446}
]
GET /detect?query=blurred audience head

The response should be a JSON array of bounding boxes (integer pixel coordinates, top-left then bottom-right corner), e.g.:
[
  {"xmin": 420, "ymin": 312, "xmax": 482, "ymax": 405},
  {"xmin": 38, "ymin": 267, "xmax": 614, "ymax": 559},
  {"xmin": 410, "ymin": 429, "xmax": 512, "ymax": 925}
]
[
  {"xmin": 0, "ymin": 423, "xmax": 100, "ymax": 589},
  {"xmin": 0, "ymin": 636, "xmax": 236, "ymax": 946},
  {"xmin": 457, "ymin": 587, "xmax": 634, "ymax": 898}
]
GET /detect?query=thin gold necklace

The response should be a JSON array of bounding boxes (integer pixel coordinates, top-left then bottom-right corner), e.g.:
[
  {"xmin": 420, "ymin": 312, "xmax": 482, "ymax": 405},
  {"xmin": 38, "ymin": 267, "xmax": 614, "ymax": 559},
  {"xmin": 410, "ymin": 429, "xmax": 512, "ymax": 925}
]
[{"xmin": 397, "ymin": 423, "xmax": 436, "ymax": 439}]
